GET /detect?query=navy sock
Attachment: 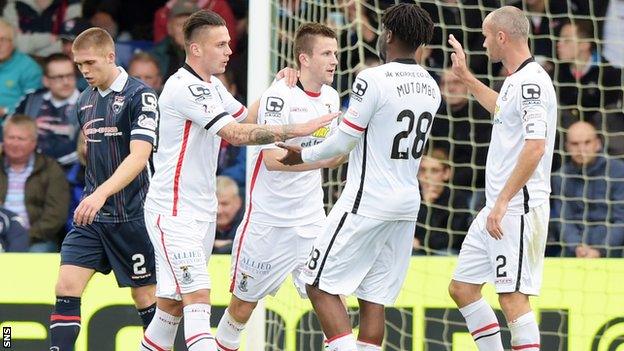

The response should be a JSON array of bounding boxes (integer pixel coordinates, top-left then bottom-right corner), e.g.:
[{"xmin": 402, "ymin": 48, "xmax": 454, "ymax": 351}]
[
  {"xmin": 49, "ymin": 296, "xmax": 81, "ymax": 351},
  {"xmin": 138, "ymin": 303, "xmax": 157, "ymax": 330}
]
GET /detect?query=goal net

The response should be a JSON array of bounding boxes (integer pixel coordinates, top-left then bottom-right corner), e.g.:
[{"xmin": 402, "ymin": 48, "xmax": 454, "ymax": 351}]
[{"xmin": 245, "ymin": 0, "xmax": 624, "ymax": 350}]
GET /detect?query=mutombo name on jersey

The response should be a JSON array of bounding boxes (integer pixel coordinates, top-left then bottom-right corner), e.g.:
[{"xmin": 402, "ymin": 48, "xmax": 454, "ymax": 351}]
[{"xmin": 334, "ymin": 59, "xmax": 441, "ymax": 221}]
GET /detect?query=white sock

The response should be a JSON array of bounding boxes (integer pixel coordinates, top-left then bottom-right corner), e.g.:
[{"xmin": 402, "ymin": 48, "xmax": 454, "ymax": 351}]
[
  {"xmin": 459, "ymin": 298, "xmax": 504, "ymax": 351},
  {"xmin": 215, "ymin": 308, "xmax": 246, "ymax": 351},
  {"xmin": 509, "ymin": 311, "xmax": 540, "ymax": 351},
  {"xmin": 356, "ymin": 339, "xmax": 382, "ymax": 350},
  {"xmin": 140, "ymin": 308, "xmax": 181, "ymax": 351},
  {"xmin": 184, "ymin": 304, "xmax": 216, "ymax": 351},
  {"xmin": 326, "ymin": 332, "xmax": 357, "ymax": 351}
]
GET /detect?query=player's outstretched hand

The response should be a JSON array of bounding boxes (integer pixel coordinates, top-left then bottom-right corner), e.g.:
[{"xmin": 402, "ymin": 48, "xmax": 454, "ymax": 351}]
[
  {"xmin": 275, "ymin": 67, "xmax": 299, "ymax": 87},
  {"xmin": 277, "ymin": 143, "xmax": 304, "ymax": 165},
  {"xmin": 486, "ymin": 200, "xmax": 508, "ymax": 240},
  {"xmin": 297, "ymin": 112, "xmax": 340, "ymax": 136},
  {"xmin": 448, "ymin": 34, "xmax": 470, "ymax": 80},
  {"xmin": 74, "ymin": 191, "xmax": 107, "ymax": 226}
]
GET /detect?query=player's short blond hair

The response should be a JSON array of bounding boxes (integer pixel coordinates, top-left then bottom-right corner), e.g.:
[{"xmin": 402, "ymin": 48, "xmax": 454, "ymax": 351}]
[{"xmin": 72, "ymin": 27, "xmax": 114, "ymax": 55}]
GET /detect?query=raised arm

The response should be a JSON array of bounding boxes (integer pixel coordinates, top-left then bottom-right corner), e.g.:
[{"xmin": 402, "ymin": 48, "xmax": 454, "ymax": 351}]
[{"xmin": 448, "ymin": 34, "xmax": 498, "ymax": 114}]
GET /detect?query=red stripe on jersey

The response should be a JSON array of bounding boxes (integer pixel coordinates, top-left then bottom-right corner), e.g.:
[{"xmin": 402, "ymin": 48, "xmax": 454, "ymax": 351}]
[
  {"xmin": 343, "ymin": 118, "xmax": 365, "ymax": 132},
  {"xmin": 216, "ymin": 339, "xmax": 238, "ymax": 351},
  {"xmin": 157, "ymin": 215, "xmax": 181, "ymax": 295},
  {"xmin": 232, "ymin": 106, "xmax": 245, "ymax": 118},
  {"xmin": 186, "ymin": 332, "xmax": 212, "ymax": 344},
  {"xmin": 172, "ymin": 120, "xmax": 192, "ymax": 216},
  {"xmin": 144, "ymin": 335, "xmax": 169, "ymax": 351},
  {"xmin": 512, "ymin": 344, "xmax": 540, "ymax": 350},
  {"xmin": 50, "ymin": 315, "xmax": 80, "ymax": 321},
  {"xmin": 304, "ymin": 90, "xmax": 321, "ymax": 97},
  {"xmin": 229, "ymin": 151, "xmax": 264, "ymax": 293},
  {"xmin": 471, "ymin": 323, "xmax": 499, "ymax": 336},
  {"xmin": 326, "ymin": 332, "xmax": 353, "ymax": 343}
]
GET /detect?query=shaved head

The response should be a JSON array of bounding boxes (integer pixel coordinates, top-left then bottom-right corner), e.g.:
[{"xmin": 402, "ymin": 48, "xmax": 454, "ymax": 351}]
[{"xmin": 484, "ymin": 6, "xmax": 530, "ymax": 41}]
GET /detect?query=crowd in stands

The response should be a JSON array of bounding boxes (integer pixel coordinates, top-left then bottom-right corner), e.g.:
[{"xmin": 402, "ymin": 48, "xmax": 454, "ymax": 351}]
[{"xmin": 0, "ymin": 0, "xmax": 622, "ymax": 258}]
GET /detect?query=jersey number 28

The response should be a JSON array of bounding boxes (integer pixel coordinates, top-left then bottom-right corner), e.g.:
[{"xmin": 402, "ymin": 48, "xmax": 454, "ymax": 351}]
[{"xmin": 390, "ymin": 110, "xmax": 433, "ymax": 160}]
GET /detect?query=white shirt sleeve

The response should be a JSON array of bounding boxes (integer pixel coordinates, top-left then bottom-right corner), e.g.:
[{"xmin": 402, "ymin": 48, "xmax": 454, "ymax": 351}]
[
  {"xmin": 174, "ymin": 82, "xmax": 235, "ymax": 135},
  {"xmin": 519, "ymin": 80, "xmax": 548, "ymax": 140},
  {"xmin": 338, "ymin": 69, "xmax": 379, "ymax": 137},
  {"xmin": 301, "ymin": 128, "xmax": 359, "ymax": 163}
]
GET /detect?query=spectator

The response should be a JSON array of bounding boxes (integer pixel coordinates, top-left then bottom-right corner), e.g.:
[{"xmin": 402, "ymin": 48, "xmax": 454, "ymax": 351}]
[
  {"xmin": 58, "ymin": 18, "xmax": 91, "ymax": 91},
  {"xmin": 515, "ymin": 0, "xmax": 565, "ymax": 63},
  {"xmin": 556, "ymin": 19, "xmax": 622, "ymax": 118},
  {"xmin": 552, "ymin": 121, "xmax": 624, "ymax": 258},
  {"xmin": 128, "ymin": 52, "xmax": 163, "ymax": 93},
  {"xmin": 0, "ymin": 19, "xmax": 43, "ymax": 118},
  {"xmin": 420, "ymin": 0, "xmax": 496, "ymax": 75},
  {"xmin": 1, "ymin": 0, "xmax": 81, "ymax": 57},
  {"xmin": 0, "ymin": 206, "xmax": 29, "ymax": 252},
  {"xmin": 414, "ymin": 148, "xmax": 471, "ymax": 255},
  {"xmin": 152, "ymin": 0, "xmax": 198, "ymax": 80},
  {"xmin": 153, "ymin": 0, "xmax": 238, "ymax": 52},
  {"xmin": 214, "ymin": 175, "xmax": 244, "ymax": 254},
  {"xmin": 592, "ymin": 102, "xmax": 624, "ymax": 157},
  {"xmin": 65, "ymin": 132, "xmax": 86, "ymax": 232},
  {"xmin": 0, "ymin": 115, "xmax": 69, "ymax": 252},
  {"xmin": 14, "ymin": 53, "xmax": 80, "ymax": 168},
  {"xmin": 430, "ymin": 69, "xmax": 491, "ymax": 190}
]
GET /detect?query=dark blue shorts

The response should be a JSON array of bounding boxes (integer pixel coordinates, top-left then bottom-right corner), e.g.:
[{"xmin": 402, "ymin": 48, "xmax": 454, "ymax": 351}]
[{"xmin": 60, "ymin": 218, "xmax": 156, "ymax": 287}]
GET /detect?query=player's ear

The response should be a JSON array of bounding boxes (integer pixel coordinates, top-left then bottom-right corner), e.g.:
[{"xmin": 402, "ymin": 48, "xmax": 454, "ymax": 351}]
[
  {"xmin": 386, "ymin": 30, "xmax": 394, "ymax": 44},
  {"xmin": 106, "ymin": 50, "xmax": 115, "ymax": 65},
  {"xmin": 298, "ymin": 53, "xmax": 308, "ymax": 67},
  {"xmin": 190, "ymin": 42, "xmax": 201, "ymax": 57}
]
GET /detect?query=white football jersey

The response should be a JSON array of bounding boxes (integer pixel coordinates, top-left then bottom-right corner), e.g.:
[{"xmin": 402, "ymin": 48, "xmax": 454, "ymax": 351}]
[
  {"xmin": 246, "ymin": 79, "xmax": 340, "ymax": 227},
  {"xmin": 145, "ymin": 65, "xmax": 248, "ymax": 220},
  {"xmin": 334, "ymin": 60, "xmax": 441, "ymax": 221},
  {"xmin": 487, "ymin": 59, "xmax": 557, "ymax": 215}
]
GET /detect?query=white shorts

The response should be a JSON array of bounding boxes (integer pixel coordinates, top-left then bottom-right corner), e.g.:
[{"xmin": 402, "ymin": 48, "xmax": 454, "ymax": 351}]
[
  {"xmin": 299, "ymin": 209, "xmax": 416, "ymax": 306},
  {"xmin": 230, "ymin": 220, "xmax": 322, "ymax": 302},
  {"xmin": 144, "ymin": 210, "xmax": 215, "ymax": 301},
  {"xmin": 453, "ymin": 202, "xmax": 549, "ymax": 295}
]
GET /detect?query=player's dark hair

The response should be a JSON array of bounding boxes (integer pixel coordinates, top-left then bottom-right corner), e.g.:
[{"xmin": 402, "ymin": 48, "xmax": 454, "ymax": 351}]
[
  {"xmin": 293, "ymin": 22, "xmax": 337, "ymax": 69},
  {"xmin": 183, "ymin": 9, "xmax": 226, "ymax": 48},
  {"xmin": 43, "ymin": 53, "xmax": 73, "ymax": 76},
  {"xmin": 382, "ymin": 3, "xmax": 434, "ymax": 51}
]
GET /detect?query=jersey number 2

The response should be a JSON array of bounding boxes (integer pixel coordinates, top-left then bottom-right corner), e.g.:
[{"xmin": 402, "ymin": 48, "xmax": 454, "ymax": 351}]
[{"xmin": 390, "ymin": 110, "xmax": 433, "ymax": 159}]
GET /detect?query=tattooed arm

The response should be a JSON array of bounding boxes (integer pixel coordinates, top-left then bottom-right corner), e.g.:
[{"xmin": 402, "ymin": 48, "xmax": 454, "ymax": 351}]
[{"xmin": 217, "ymin": 112, "xmax": 339, "ymax": 146}]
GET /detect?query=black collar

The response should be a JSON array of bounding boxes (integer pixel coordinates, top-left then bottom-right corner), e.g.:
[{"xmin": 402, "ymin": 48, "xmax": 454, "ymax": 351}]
[
  {"xmin": 514, "ymin": 57, "xmax": 535, "ymax": 74},
  {"xmin": 183, "ymin": 63, "xmax": 205, "ymax": 81},
  {"xmin": 393, "ymin": 58, "xmax": 417, "ymax": 65}
]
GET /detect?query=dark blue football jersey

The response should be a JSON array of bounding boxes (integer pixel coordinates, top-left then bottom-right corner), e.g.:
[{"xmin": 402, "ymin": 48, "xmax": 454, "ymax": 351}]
[{"xmin": 75, "ymin": 68, "xmax": 158, "ymax": 223}]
